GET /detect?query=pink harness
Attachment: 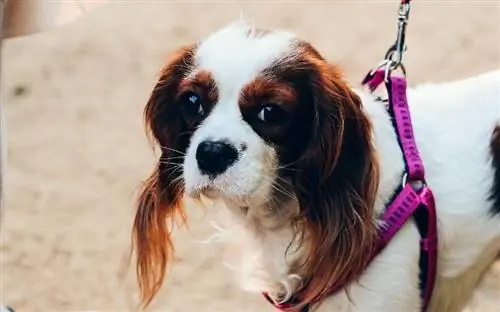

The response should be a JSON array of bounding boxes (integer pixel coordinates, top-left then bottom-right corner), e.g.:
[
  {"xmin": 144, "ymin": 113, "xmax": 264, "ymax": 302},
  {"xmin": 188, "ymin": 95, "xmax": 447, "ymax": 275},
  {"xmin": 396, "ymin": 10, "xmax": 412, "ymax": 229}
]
[{"xmin": 265, "ymin": 0, "xmax": 438, "ymax": 311}]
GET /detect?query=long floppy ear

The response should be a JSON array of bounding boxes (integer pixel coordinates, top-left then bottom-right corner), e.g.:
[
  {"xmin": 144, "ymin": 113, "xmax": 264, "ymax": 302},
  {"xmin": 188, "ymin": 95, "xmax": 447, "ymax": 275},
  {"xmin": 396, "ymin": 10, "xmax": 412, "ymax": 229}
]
[
  {"xmin": 132, "ymin": 45, "xmax": 196, "ymax": 308},
  {"xmin": 293, "ymin": 61, "xmax": 380, "ymax": 307}
]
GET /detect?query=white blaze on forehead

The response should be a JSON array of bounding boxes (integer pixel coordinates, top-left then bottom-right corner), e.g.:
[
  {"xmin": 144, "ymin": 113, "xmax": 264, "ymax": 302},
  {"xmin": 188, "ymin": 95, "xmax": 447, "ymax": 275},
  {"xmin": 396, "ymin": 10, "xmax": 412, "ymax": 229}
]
[
  {"xmin": 195, "ymin": 21, "xmax": 297, "ymax": 97},
  {"xmin": 183, "ymin": 22, "xmax": 294, "ymax": 202}
]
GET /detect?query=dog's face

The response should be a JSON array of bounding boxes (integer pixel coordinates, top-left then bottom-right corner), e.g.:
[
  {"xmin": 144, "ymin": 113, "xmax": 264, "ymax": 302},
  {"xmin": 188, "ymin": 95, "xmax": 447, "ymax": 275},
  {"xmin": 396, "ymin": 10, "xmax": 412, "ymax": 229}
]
[
  {"xmin": 134, "ymin": 22, "xmax": 379, "ymax": 308},
  {"xmin": 182, "ymin": 26, "xmax": 315, "ymax": 208}
]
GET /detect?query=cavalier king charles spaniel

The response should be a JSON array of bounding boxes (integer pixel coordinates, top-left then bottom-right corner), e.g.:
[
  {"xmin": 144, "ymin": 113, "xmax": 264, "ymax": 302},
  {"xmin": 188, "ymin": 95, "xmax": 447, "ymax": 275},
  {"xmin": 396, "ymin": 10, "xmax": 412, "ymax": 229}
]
[{"xmin": 132, "ymin": 22, "xmax": 500, "ymax": 312}]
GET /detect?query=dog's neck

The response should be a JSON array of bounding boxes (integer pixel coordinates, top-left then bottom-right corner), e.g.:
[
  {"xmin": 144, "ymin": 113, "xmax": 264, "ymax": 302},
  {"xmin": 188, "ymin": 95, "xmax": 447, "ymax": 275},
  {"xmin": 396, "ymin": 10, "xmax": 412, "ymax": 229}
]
[
  {"xmin": 212, "ymin": 89, "xmax": 405, "ymax": 303},
  {"xmin": 216, "ymin": 194, "xmax": 304, "ymax": 303}
]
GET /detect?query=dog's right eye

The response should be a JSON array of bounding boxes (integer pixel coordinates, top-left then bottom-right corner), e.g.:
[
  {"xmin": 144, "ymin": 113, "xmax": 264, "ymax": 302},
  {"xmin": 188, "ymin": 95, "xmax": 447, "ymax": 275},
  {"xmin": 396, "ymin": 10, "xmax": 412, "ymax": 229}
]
[
  {"xmin": 257, "ymin": 104, "xmax": 287, "ymax": 124},
  {"xmin": 179, "ymin": 91, "xmax": 205, "ymax": 122}
]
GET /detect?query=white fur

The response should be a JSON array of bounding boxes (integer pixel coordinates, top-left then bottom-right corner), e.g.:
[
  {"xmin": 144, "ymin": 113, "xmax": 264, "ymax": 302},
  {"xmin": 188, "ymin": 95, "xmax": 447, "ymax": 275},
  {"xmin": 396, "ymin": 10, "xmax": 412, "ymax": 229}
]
[
  {"xmin": 183, "ymin": 21, "xmax": 294, "ymax": 206},
  {"xmin": 181, "ymin": 22, "xmax": 500, "ymax": 312}
]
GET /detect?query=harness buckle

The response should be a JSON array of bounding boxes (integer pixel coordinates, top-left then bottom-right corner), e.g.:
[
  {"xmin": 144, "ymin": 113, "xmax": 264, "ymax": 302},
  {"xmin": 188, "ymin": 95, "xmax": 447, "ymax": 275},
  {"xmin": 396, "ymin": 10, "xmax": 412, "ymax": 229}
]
[{"xmin": 401, "ymin": 172, "xmax": 426, "ymax": 193}]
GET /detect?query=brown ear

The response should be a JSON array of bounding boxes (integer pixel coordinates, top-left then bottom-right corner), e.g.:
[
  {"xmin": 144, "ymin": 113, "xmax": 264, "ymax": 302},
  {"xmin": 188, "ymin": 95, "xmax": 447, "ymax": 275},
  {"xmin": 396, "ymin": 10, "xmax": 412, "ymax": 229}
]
[
  {"xmin": 293, "ymin": 62, "xmax": 379, "ymax": 307},
  {"xmin": 132, "ymin": 45, "xmax": 196, "ymax": 307}
]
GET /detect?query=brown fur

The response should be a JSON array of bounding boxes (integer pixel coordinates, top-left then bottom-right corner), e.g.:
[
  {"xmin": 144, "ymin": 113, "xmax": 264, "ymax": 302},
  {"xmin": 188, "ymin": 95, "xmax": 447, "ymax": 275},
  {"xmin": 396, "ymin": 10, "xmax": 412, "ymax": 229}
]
[
  {"xmin": 132, "ymin": 45, "xmax": 197, "ymax": 307},
  {"xmin": 269, "ymin": 44, "xmax": 380, "ymax": 309},
  {"xmin": 239, "ymin": 78, "xmax": 300, "ymax": 144}
]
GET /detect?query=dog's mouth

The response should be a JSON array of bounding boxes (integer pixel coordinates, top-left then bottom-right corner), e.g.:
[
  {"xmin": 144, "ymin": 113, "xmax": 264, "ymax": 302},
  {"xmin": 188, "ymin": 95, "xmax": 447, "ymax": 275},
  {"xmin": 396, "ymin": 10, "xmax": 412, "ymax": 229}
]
[
  {"xmin": 200, "ymin": 186, "xmax": 220, "ymax": 199},
  {"xmin": 184, "ymin": 166, "xmax": 274, "ymax": 207},
  {"xmin": 187, "ymin": 184, "xmax": 221, "ymax": 200},
  {"xmin": 187, "ymin": 182, "xmax": 256, "ymax": 209}
]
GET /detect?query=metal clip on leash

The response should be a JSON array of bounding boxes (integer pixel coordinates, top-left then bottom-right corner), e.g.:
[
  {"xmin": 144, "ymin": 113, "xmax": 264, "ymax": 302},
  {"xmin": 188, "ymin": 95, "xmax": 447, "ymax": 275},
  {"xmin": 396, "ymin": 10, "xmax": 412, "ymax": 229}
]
[{"xmin": 371, "ymin": 0, "xmax": 411, "ymax": 82}]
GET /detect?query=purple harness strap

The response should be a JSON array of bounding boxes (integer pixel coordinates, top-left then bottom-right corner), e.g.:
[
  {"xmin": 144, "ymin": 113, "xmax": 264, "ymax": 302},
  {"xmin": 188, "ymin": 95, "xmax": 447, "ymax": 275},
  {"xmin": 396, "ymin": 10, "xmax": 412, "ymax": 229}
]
[
  {"xmin": 264, "ymin": 69, "xmax": 438, "ymax": 312},
  {"xmin": 363, "ymin": 69, "xmax": 438, "ymax": 311}
]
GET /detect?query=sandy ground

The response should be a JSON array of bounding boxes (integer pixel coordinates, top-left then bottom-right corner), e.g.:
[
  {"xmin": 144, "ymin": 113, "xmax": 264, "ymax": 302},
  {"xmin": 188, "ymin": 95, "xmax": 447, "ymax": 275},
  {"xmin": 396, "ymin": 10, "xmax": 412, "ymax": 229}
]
[{"xmin": 1, "ymin": 1, "xmax": 499, "ymax": 311}]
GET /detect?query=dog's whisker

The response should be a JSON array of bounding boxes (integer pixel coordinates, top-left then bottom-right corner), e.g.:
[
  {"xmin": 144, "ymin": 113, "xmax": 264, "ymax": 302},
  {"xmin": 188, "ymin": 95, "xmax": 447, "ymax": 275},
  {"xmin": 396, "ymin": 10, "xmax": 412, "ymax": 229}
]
[
  {"xmin": 158, "ymin": 160, "xmax": 184, "ymax": 169},
  {"xmin": 274, "ymin": 175, "xmax": 293, "ymax": 187},
  {"xmin": 165, "ymin": 156, "xmax": 186, "ymax": 160},
  {"xmin": 160, "ymin": 146, "xmax": 186, "ymax": 155},
  {"xmin": 262, "ymin": 177, "xmax": 296, "ymax": 201},
  {"xmin": 276, "ymin": 160, "xmax": 299, "ymax": 171},
  {"xmin": 163, "ymin": 164, "xmax": 183, "ymax": 174},
  {"xmin": 265, "ymin": 178, "xmax": 296, "ymax": 199},
  {"xmin": 159, "ymin": 161, "xmax": 184, "ymax": 168},
  {"xmin": 169, "ymin": 175, "xmax": 184, "ymax": 186}
]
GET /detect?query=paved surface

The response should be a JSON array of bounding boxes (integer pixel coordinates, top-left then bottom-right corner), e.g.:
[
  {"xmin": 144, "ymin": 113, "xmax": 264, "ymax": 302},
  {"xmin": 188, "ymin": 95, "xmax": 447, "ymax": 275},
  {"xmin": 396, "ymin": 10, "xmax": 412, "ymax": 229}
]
[{"xmin": 1, "ymin": 1, "xmax": 499, "ymax": 311}]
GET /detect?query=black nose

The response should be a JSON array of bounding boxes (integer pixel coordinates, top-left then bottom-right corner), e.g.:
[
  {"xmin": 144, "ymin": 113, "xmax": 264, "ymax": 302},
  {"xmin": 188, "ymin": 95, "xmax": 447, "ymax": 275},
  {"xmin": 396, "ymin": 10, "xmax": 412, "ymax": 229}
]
[{"xmin": 196, "ymin": 140, "xmax": 239, "ymax": 176}]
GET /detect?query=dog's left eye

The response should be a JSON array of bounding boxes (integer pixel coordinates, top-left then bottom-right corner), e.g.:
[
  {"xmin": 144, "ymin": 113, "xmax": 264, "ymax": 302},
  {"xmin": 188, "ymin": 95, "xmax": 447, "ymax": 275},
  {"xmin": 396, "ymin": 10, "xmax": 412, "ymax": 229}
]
[
  {"xmin": 257, "ymin": 104, "xmax": 287, "ymax": 123},
  {"xmin": 179, "ymin": 91, "xmax": 207, "ymax": 126}
]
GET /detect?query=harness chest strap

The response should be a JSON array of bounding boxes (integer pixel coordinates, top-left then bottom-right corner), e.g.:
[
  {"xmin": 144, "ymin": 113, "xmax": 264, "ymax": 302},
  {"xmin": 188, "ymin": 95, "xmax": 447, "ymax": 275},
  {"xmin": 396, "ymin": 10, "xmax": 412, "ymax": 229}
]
[
  {"xmin": 265, "ymin": 70, "xmax": 438, "ymax": 312},
  {"xmin": 364, "ymin": 70, "xmax": 438, "ymax": 311}
]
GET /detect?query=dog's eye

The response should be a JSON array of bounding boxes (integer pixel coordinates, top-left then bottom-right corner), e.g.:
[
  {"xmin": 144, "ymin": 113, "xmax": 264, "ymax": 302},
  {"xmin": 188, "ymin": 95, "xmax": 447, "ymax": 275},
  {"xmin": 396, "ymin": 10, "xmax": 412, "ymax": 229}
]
[
  {"xmin": 180, "ymin": 91, "xmax": 205, "ymax": 117},
  {"xmin": 257, "ymin": 104, "xmax": 287, "ymax": 123}
]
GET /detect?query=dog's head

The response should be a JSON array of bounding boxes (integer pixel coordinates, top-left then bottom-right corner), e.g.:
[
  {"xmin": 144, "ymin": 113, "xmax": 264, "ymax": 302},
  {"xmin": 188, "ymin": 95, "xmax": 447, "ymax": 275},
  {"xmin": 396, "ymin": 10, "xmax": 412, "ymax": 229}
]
[{"xmin": 133, "ymin": 22, "xmax": 379, "ymax": 308}]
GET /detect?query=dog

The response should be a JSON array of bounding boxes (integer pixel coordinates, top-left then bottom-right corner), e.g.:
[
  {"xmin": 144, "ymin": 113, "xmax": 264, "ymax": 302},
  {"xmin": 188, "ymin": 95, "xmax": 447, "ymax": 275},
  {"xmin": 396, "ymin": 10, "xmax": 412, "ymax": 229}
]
[{"xmin": 132, "ymin": 21, "xmax": 500, "ymax": 312}]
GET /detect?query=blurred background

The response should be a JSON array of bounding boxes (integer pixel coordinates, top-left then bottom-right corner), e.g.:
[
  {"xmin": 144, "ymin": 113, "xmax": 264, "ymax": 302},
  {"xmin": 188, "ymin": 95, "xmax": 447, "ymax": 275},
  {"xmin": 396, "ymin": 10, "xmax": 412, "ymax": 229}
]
[{"xmin": 0, "ymin": 0, "xmax": 499, "ymax": 311}]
